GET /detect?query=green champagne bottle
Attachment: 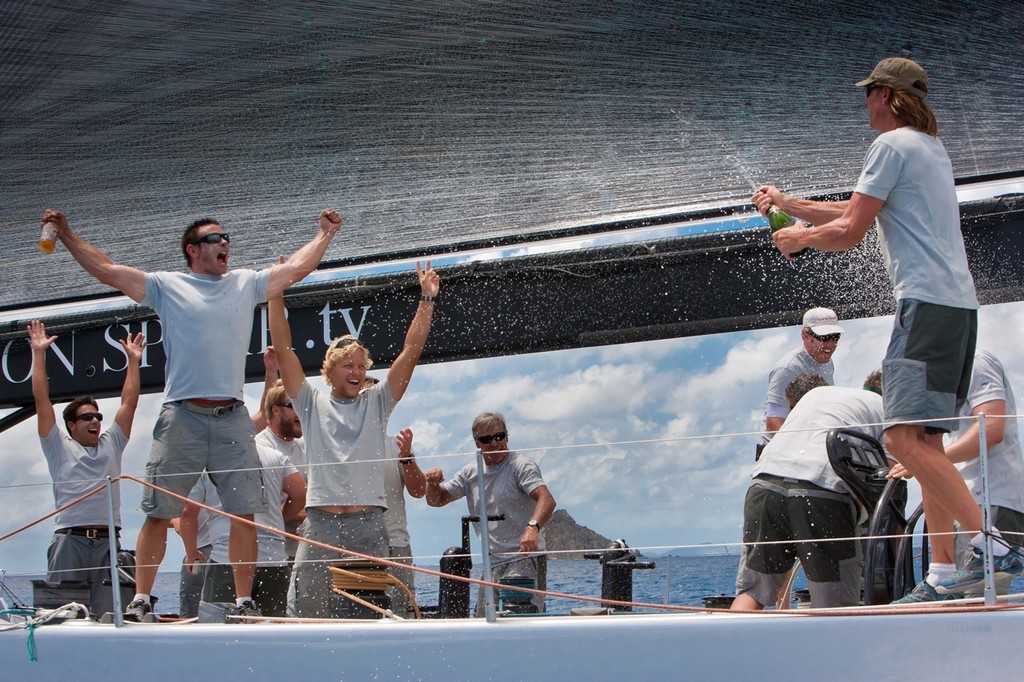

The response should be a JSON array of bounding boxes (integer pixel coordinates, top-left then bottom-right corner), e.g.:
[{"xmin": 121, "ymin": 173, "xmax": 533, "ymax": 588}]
[{"xmin": 766, "ymin": 203, "xmax": 805, "ymax": 257}]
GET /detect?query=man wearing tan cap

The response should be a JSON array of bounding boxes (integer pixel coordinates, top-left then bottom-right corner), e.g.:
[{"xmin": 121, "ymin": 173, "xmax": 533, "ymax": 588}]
[
  {"xmin": 763, "ymin": 307, "xmax": 844, "ymax": 437},
  {"xmin": 751, "ymin": 57, "xmax": 1021, "ymax": 597}
]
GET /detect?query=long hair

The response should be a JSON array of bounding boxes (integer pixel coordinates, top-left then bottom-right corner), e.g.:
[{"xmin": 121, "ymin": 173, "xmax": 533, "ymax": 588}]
[{"xmin": 890, "ymin": 90, "xmax": 938, "ymax": 136}]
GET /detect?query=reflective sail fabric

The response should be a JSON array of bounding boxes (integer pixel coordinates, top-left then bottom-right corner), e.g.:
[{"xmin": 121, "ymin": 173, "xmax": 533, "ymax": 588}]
[{"xmin": 1, "ymin": 0, "xmax": 1022, "ymax": 306}]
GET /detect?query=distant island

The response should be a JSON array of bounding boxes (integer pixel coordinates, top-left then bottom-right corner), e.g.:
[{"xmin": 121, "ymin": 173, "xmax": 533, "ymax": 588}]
[{"xmin": 544, "ymin": 509, "xmax": 619, "ymax": 561}]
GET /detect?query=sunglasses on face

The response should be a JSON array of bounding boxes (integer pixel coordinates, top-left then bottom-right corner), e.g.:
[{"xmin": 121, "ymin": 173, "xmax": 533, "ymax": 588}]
[
  {"xmin": 74, "ymin": 412, "xmax": 103, "ymax": 423},
  {"xmin": 277, "ymin": 403, "xmax": 293, "ymax": 410},
  {"xmin": 475, "ymin": 431, "xmax": 507, "ymax": 445},
  {"xmin": 808, "ymin": 331, "xmax": 841, "ymax": 343},
  {"xmin": 193, "ymin": 232, "xmax": 230, "ymax": 245}
]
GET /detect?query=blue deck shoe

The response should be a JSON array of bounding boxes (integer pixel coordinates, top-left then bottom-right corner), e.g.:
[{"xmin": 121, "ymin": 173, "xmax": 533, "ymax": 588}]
[
  {"xmin": 891, "ymin": 580, "xmax": 961, "ymax": 604},
  {"xmin": 934, "ymin": 548, "xmax": 1023, "ymax": 595}
]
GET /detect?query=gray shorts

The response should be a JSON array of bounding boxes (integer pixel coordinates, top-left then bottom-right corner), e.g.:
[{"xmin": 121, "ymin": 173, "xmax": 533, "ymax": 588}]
[
  {"xmin": 883, "ymin": 299, "xmax": 977, "ymax": 434},
  {"xmin": 287, "ymin": 507, "xmax": 388, "ymax": 618},
  {"xmin": 47, "ymin": 530, "xmax": 121, "ymax": 615},
  {"xmin": 141, "ymin": 401, "xmax": 267, "ymax": 518},
  {"xmin": 737, "ymin": 475, "xmax": 860, "ymax": 608}
]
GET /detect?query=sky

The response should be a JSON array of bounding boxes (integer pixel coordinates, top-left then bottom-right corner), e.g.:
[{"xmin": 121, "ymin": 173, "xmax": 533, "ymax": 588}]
[{"xmin": 2, "ymin": 301, "xmax": 1023, "ymax": 579}]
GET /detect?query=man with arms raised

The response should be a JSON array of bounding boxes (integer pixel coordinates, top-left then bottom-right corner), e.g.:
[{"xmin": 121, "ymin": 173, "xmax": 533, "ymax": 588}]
[
  {"xmin": 30, "ymin": 319, "xmax": 146, "ymax": 617},
  {"xmin": 42, "ymin": 207, "xmax": 341, "ymax": 619},
  {"xmin": 755, "ymin": 57, "xmax": 1020, "ymax": 592},
  {"xmin": 268, "ymin": 261, "xmax": 439, "ymax": 618}
]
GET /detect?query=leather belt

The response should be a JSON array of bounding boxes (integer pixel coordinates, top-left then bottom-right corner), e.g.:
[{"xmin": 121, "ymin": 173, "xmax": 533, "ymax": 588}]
[
  {"xmin": 56, "ymin": 527, "xmax": 118, "ymax": 539},
  {"xmin": 179, "ymin": 399, "xmax": 243, "ymax": 417}
]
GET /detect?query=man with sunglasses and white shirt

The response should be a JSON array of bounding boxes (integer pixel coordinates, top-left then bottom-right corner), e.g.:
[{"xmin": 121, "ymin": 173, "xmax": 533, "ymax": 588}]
[
  {"xmin": 29, "ymin": 319, "xmax": 146, "ymax": 618},
  {"xmin": 425, "ymin": 412, "xmax": 557, "ymax": 614},
  {"xmin": 41, "ymin": 207, "xmax": 341, "ymax": 620}
]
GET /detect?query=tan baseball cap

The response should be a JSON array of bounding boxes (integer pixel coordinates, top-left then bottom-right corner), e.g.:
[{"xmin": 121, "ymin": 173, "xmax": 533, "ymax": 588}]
[{"xmin": 856, "ymin": 57, "xmax": 929, "ymax": 99}]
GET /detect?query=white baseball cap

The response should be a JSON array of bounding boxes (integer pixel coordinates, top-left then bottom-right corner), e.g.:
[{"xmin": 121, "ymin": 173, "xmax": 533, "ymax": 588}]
[{"xmin": 803, "ymin": 307, "xmax": 844, "ymax": 335}]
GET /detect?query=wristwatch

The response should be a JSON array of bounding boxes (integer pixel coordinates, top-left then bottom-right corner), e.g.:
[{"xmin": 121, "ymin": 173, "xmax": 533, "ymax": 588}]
[{"xmin": 527, "ymin": 519, "xmax": 540, "ymax": 531}]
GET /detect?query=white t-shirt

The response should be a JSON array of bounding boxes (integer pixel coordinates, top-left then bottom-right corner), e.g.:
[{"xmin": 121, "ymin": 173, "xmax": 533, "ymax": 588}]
[
  {"xmin": 291, "ymin": 378, "xmax": 395, "ymax": 508},
  {"xmin": 754, "ymin": 386, "xmax": 885, "ymax": 493},
  {"xmin": 40, "ymin": 422, "xmax": 127, "ymax": 529},
  {"xmin": 951, "ymin": 351, "xmax": 1024, "ymax": 514},
  {"xmin": 854, "ymin": 127, "xmax": 978, "ymax": 309},
  {"xmin": 255, "ymin": 429, "xmax": 307, "ymax": 481},
  {"xmin": 142, "ymin": 269, "xmax": 270, "ymax": 401},
  {"xmin": 764, "ymin": 347, "xmax": 835, "ymax": 421}
]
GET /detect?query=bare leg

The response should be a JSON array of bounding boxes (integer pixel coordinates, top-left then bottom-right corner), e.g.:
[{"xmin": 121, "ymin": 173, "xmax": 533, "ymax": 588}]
[
  {"xmin": 730, "ymin": 592, "xmax": 764, "ymax": 611},
  {"xmin": 229, "ymin": 515, "xmax": 257, "ymax": 600},
  {"xmin": 134, "ymin": 516, "xmax": 172, "ymax": 596},
  {"xmin": 884, "ymin": 425, "xmax": 982, "ymax": 534},
  {"xmin": 923, "ymin": 492, "xmax": 956, "ymax": 565}
]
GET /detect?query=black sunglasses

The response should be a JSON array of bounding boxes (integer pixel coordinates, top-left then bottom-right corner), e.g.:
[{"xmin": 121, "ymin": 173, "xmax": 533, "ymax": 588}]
[
  {"xmin": 277, "ymin": 402, "xmax": 293, "ymax": 410},
  {"xmin": 193, "ymin": 232, "xmax": 230, "ymax": 245},
  {"xmin": 808, "ymin": 331, "xmax": 841, "ymax": 343},
  {"xmin": 74, "ymin": 412, "xmax": 103, "ymax": 423},
  {"xmin": 475, "ymin": 431, "xmax": 507, "ymax": 445}
]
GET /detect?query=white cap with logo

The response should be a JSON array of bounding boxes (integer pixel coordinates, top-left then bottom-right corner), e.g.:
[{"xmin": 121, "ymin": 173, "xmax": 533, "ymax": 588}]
[{"xmin": 803, "ymin": 307, "xmax": 844, "ymax": 335}]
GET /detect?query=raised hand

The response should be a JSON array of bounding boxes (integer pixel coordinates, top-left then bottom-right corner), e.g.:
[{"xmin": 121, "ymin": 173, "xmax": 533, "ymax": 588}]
[
  {"xmin": 319, "ymin": 208, "xmax": 342, "ymax": 236},
  {"xmin": 27, "ymin": 319, "xmax": 57, "ymax": 353},
  {"xmin": 416, "ymin": 260, "xmax": 440, "ymax": 298},
  {"xmin": 119, "ymin": 331, "xmax": 147, "ymax": 366}
]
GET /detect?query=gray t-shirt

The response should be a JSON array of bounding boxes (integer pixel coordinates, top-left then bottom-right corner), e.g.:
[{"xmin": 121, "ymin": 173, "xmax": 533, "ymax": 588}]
[
  {"xmin": 188, "ymin": 474, "xmax": 230, "ymax": 564},
  {"xmin": 291, "ymin": 377, "xmax": 396, "ymax": 508},
  {"xmin": 142, "ymin": 269, "xmax": 270, "ymax": 401},
  {"xmin": 754, "ymin": 386, "xmax": 884, "ymax": 493},
  {"xmin": 255, "ymin": 429, "xmax": 307, "ymax": 481},
  {"xmin": 854, "ymin": 127, "xmax": 978, "ymax": 309},
  {"xmin": 40, "ymin": 422, "xmax": 127, "ymax": 529},
  {"xmin": 764, "ymin": 347, "xmax": 835, "ymax": 422},
  {"xmin": 951, "ymin": 351, "xmax": 1024, "ymax": 514},
  {"xmin": 442, "ymin": 451, "xmax": 546, "ymax": 566}
]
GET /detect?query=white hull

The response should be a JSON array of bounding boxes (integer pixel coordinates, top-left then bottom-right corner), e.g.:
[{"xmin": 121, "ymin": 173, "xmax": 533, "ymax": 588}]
[{"xmin": 3, "ymin": 608, "xmax": 1023, "ymax": 681}]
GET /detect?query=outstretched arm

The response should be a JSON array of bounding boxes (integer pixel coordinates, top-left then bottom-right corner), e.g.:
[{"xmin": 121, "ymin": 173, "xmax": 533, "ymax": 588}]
[
  {"xmin": 112, "ymin": 331, "xmax": 146, "ymax": 438},
  {"xmin": 387, "ymin": 261, "xmax": 440, "ymax": 402},
  {"xmin": 251, "ymin": 345, "xmax": 280, "ymax": 433},
  {"xmin": 45, "ymin": 210, "xmax": 147, "ymax": 302},
  {"xmin": 752, "ymin": 186, "xmax": 849, "ymax": 225},
  {"xmin": 424, "ymin": 468, "xmax": 455, "ymax": 507},
  {"xmin": 266, "ymin": 208, "xmax": 342, "ymax": 298},
  {"xmin": 29, "ymin": 320, "xmax": 57, "ymax": 438},
  {"xmin": 267, "ymin": 296, "xmax": 305, "ymax": 398},
  {"xmin": 771, "ymin": 193, "xmax": 883, "ymax": 260}
]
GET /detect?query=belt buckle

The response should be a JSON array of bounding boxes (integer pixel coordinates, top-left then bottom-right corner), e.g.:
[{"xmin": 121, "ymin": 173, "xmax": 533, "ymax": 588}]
[
  {"xmin": 211, "ymin": 402, "xmax": 235, "ymax": 417},
  {"xmin": 85, "ymin": 528, "xmax": 100, "ymax": 539}
]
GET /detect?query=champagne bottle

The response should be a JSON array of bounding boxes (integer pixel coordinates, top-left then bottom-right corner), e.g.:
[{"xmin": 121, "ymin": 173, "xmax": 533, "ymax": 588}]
[{"xmin": 765, "ymin": 204, "xmax": 805, "ymax": 257}]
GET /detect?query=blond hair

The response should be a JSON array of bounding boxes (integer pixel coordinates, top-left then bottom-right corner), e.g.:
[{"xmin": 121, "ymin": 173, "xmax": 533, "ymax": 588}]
[
  {"xmin": 320, "ymin": 335, "xmax": 373, "ymax": 386},
  {"xmin": 890, "ymin": 90, "xmax": 938, "ymax": 136},
  {"xmin": 263, "ymin": 380, "xmax": 288, "ymax": 415}
]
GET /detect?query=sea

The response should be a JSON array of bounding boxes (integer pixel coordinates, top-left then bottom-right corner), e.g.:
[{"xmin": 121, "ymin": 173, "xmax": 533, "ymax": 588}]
[{"xmin": 5, "ymin": 556, "xmax": 1021, "ymax": 615}]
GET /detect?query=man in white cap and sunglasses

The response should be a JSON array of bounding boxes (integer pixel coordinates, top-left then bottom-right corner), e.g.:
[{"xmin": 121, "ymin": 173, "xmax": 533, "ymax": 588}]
[
  {"xmin": 42, "ymin": 207, "xmax": 342, "ymax": 620},
  {"xmin": 752, "ymin": 56, "xmax": 1021, "ymax": 594},
  {"xmin": 763, "ymin": 307, "xmax": 844, "ymax": 439}
]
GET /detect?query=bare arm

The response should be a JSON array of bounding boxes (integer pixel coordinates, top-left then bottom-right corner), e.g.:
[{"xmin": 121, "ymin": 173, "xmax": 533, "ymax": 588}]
[
  {"xmin": 944, "ymin": 399, "xmax": 1007, "ymax": 465},
  {"xmin": 281, "ymin": 472, "xmax": 307, "ymax": 522},
  {"xmin": 765, "ymin": 416, "xmax": 785, "ymax": 434},
  {"xmin": 518, "ymin": 485, "xmax": 557, "ymax": 553},
  {"xmin": 753, "ymin": 186, "xmax": 849, "ymax": 225},
  {"xmin": 424, "ymin": 467, "xmax": 456, "ymax": 507},
  {"xmin": 250, "ymin": 346, "xmax": 280, "ymax": 433},
  {"xmin": 266, "ymin": 208, "xmax": 342, "ymax": 298},
  {"xmin": 395, "ymin": 428, "xmax": 427, "ymax": 498},
  {"xmin": 771, "ymin": 193, "xmax": 884, "ymax": 260},
  {"xmin": 45, "ymin": 210, "xmax": 147, "ymax": 302},
  {"xmin": 113, "ymin": 332, "xmax": 146, "ymax": 438},
  {"xmin": 267, "ymin": 296, "xmax": 305, "ymax": 399},
  {"xmin": 28, "ymin": 320, "xmax": 57, "ymax": 438},
  {"xmin": 387, "ymin": 261, "xmax": 440, "ymax": 402}
]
